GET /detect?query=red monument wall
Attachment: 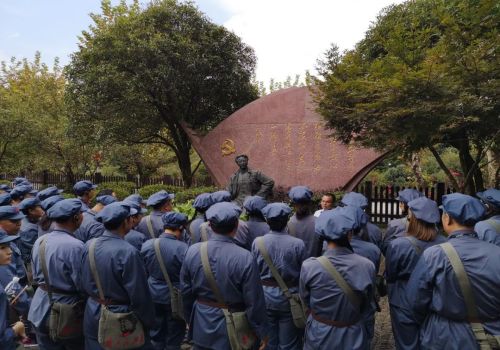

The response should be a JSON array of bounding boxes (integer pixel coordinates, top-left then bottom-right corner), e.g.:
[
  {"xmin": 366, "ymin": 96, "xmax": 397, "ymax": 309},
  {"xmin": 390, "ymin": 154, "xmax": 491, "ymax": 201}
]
[{"xmin": 183, "ymin": 87, "xmax": 386, "ymax": 192}]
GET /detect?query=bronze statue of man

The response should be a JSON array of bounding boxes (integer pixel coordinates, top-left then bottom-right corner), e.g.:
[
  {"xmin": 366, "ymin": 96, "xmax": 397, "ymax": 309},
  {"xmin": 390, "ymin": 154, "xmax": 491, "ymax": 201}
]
[{"xmin": 227, "ymin": 154, "xmax": 274, "ymax": 206}]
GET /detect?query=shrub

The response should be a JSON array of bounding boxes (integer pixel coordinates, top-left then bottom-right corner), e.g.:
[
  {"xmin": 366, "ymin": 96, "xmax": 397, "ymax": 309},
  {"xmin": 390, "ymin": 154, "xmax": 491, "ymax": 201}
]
[
  {"xmin": 138, "ymin": 185, "xmax": 218, "ymax": 204},
  {"xmin": 138, "ymin": 185, "xmax": 182, "ymax": 200},
  {"xmin": 174, "ymin": 200, "xmax": 195, "ymax": 219},
  {"xmin": 99, "ymin": 181, "xmax": 136, "ymax": 200}
]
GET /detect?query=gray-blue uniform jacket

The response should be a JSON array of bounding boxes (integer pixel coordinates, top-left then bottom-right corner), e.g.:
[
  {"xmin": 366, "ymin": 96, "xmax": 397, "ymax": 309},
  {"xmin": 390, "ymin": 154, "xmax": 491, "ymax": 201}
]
[
  {"xmin": 28, "ymin": 229, "xmax": 84, "ymax": 328},
  {"xmin": 180, "ymin": 233, "xmax": 269, "ymax": 349},
  {"xmin": 137, "ymin": 211, "xmax": 164, "ymax": 239},
  {"xmin": 19, "ymin": 217, "xmax": 38, "ymax": 264},
  {"xmin": 141, "ymin": 232, "xmax": 188, "ymax": 304},
  {"xmin": 0, "ymin": 283, "xmax": 16, "ymax": 349},
  {"xmin": 287, "ymin": 214, "xmax": 321, "ymax": 258},
  {"xmin": 350, "ymin": 235, "xmax": 381, "ymax": 344},
  {"xmin": 406, "ymin": 230, "xmax": 500, "ymax": 349},
  {"xmin": 251, "ymin": 230, "xmax": 306, "ymax": 311},
  {"xmin": 239, "ymin": 217, "xmax": 269, "ymax": 251},
  {"xmin": 474, "ymin": 214, "xmax": 500, "ymax": 247},
  {"xmin": 74, "ymin": 210, "xmax": 105, "ymax": 243},
  {"xmin": 382, "ymin": 217, "xmax": 408, "ymax": 254},
  {"xmin": 124, "ymin": 228, "xmax": 148, "ymax": 251},
  {"xmin": 188, "ymin": 214, "xmax": 205, "ymax": 244},
  {"xmin": 300, "ymin": 248, "xmax": 376, "ymax": 350},
  {"xmin": 364, "ymin": 221, "xmax": 383, "ymax": 249},
  {"xmin": 385, "ymin": 234, "xmax": 446, "ymax": 350},
  {"xmin": 80, "ymin": 232, "xmax": 155, "ymax": 344},
  {"xmin": 193, "ymin": 220, "xmax": 249, "ymax": 247}
]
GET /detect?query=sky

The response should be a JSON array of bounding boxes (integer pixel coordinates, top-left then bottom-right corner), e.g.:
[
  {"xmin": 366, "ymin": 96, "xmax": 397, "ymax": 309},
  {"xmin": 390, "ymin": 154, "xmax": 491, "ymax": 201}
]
[{"xmin": 0, "ymin": 0, "xmax": 403, "ymax": 84}]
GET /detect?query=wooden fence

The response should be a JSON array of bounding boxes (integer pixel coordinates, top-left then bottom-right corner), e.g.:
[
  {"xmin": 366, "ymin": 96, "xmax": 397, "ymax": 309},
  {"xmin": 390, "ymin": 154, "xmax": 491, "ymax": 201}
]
[
  {"xmin": 0, "ymin": 171, "xmax": 213, "ymax": 190},
  {"xmin": 354, "ymin": 181, "xmax": 455, "ymax": 224}
]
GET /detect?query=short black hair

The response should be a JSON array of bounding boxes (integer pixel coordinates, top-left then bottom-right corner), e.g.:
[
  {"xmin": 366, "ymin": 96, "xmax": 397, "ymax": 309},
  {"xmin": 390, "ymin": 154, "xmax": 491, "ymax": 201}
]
[
  {"xmin": 103, "ymin": 220, "xmax": 123, "ymax": 231},
  {"xmin": 210, "ymin": 219, "xmax": 238, "ymax": 235},
  {"xmin": 322, "ymin": 193, "xmax": 336, "ymax": 201},
  {"xmin": 267, "ymin": 217, "xmax": 288, "ymax": 232}
]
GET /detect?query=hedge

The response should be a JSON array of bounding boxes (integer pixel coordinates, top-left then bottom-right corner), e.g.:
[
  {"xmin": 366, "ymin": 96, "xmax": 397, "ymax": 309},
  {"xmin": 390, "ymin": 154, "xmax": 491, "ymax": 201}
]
[
  {"xmin": 138, "ymin": 184, "xmax": 218, "ymax": 204},
  {"xmin": 99, "ymin": 181, "xmax": 136, "ymax": 200}
]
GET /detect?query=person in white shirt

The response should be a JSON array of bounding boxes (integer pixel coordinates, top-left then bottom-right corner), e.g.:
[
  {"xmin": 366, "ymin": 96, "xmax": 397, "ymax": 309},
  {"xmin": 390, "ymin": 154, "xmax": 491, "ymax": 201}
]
[{"xmin": 314, "ymin": 193, "xmax": 335, "ymax": 217}]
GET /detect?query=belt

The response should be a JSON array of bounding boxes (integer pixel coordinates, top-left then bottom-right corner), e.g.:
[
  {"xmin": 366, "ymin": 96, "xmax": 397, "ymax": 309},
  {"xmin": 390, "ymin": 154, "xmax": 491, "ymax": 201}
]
[
  {"xmin": 38, "ymin": 284, "xmax": 79, "ymax": 296},
  {"xmin": 260, "ymin": 278, "xmax": 298, "ymax": 288},
  {"xmin": 196, "ymin": 298, "xmax": 246, "ymax": 312},
  {"xmin": 311, "ymin": 310, "xmax": 358, "ymax": 328},
  {"xmin": 91, "ymin": 296, "xmax": 129, "ymax": 306}
]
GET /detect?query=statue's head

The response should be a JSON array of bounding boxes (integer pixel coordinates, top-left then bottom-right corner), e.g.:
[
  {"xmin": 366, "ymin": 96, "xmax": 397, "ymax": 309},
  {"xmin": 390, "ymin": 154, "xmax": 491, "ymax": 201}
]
[{"xmin": 235, "ymin": 154, "xmax": 249, "ymax": 170}]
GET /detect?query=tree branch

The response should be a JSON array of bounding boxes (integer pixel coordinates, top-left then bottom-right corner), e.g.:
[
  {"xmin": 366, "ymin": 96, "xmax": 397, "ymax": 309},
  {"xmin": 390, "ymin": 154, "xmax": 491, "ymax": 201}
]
[
  {"xmin": 428, "ymin": 145, "xmax": 460, "ymax": 190},
  {"xmin": 462, "ymin": 132, "xmax": 499, "ymax": 190},
  {"xmin": 191, "ymin": 158, "xmax": 202, "ymax": 177}
]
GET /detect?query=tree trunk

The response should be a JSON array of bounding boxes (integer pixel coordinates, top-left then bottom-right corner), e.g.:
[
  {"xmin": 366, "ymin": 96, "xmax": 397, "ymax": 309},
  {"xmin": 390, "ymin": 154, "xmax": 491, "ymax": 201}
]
[
  {"xmin": 486, "ymin": 149, "xmax": 499, "ymax": 188},
  {"xmin": 411, "ymin": 152, "xmax": 426, "ymax": 188},
  {"xmin": 64, "ymin": 162, "xmax": 76, "ymax": 190},
  {"xmin": 454, "ymin": 136, "xmax": 484, "ymax": 195},
  {"xmin": 168, "ymin": 122, "xmax": 193, "ymax": 188}
]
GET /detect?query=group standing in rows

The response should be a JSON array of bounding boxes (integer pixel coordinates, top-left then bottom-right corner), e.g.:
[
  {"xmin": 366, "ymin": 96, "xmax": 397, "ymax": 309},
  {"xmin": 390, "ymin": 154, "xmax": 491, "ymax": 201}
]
[{"xmin": 0, "ymin": 175, "xmax": 499, "ymax": 350}]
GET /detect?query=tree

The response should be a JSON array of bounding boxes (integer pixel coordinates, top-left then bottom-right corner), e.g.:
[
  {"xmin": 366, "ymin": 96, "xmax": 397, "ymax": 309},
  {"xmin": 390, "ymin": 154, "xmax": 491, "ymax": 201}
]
[
  {"xmin": 315, "ymin": 0, "xmax": 499, "ymax": 194},
  {"xmin": 0, "ymin": 53, "xmax": 94, "ymax": 184},
  {"xmin": 66, "ymin": 0, "xmax": 258, "ymax": 187}
]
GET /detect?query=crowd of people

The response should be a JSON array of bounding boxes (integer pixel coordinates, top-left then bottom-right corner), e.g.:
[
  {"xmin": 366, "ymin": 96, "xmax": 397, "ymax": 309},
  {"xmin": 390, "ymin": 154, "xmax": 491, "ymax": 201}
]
[{"xmin": 0, "ymin": 176, "xmax": 499, "ymax": 350}]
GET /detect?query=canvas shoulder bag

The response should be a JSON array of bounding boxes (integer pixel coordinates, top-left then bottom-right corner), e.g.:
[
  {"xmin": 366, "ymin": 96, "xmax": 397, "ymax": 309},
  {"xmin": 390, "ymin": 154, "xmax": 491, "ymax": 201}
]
[
  {"xmin": 200, "ymin": 242, "xmax": 256, "ymax": 350},
  {"xmin": 440, "ymin": 243, "xmax": 500, "ymax": 350},
  {"xmin": 39, "ymin": 237, "xmax": 84, "ymax": 341},
  {"xmin": 256, "ymin": 237, "xmax": 306, "ymax": 328},
  {"xmin": 153, "ymin": 239, "xmax": 184, "ymax": 321},
  {"xmin": 89, "ymin": 239, "xmax": 145, "ymax": 350}
]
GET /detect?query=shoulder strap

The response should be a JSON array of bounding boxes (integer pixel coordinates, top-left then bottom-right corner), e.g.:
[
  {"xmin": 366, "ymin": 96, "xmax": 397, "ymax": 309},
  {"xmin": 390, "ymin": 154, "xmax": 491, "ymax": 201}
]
[
  {"xmin": 317, "ymin": 256, "xmax": 361, "ymax": 309},
  {"xmin": 256, "ymin": 237, "xmax": 291, "ymax": 298},
  {"xmin": 405, "ymin": 236, "xmax": 423, "ymax": 255},
  {"xmin": 287, "ymin": 220, "xmax": 296, "ymax": 237},
  {"xmin": 200, "ymin": 242, "xmax": 227, "ymax": 307},
  {"xmin": 146, "ymin": 215, "xmax": 155, "ymax": 239},
  {"xmin": 440, "ymin": 242, "xmax": 494, "ymax": 349},
  {"xmin": 485, "ymin": 219, "xmax": 500, "ymax": 233},
  {"xmin": 154, "ymin": 239, "xmax": 175, "ymax": 292},
  {"xmin": 39, "ymin": 236, "xmax": 53, "ymax": 302},
  {"xmin": 200, "ymin": 222, "xmax": 209, "ymax": 242},
  {"xmin": 89, "ymin": 239, "xmax": 105, "ymax": 301},
  {"xmin": 188, "ymin": 222, "xmax": 196, "ymax": 243}
]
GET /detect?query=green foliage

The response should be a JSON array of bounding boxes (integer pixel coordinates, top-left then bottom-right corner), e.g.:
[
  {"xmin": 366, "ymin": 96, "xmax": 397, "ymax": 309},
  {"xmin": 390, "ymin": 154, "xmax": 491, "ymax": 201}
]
[
  {"xmin": 174, "ymin": 186, "xmax": 218, "ymax": 204},
  {"xmin": 0, "ymin": 180, "xmax": 10, "ymax": 186},
  {"xmin": 0, "ymin": 53, "xmax": 96, "ymax": 178},
  {"xmin": 315, "ymin": 0, "xmax": 499, "ymax": 194},
  {"xmin": 138, "ymin": 184, "xmax": 217, "ymax": 205},
  {"xmin": 99, "ymin": 181, "xmax": 136, "ymax": 200},
  {"xmin": 138, "ymin": 185, "xmax": 183, "ymax": 199},
  {"xmin": 174, "ymin": 200, "xmax": 195, "ymax": 219},
  {"xmin": 66, "ymin": 0, "xmax": 258, "ymax": 186}
]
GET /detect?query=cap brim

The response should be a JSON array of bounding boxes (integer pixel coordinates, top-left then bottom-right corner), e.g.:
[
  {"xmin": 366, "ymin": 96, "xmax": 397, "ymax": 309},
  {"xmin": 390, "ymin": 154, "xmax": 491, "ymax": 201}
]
[
  {"xmin": 0, "ymin": 235, "xmax": 20, "ymax": 244},
  {"xmin": 9, "ymin": 213, "xmax": 25, "ymax": 220},
  {"xmin": 129, "ymin": 208, "xmax": 138, "ymax": 216},
  {"xmin": 168, "ymin": 194, "xmax": 175, "ymax": 200},
  {"xmin": 57, "ymin": 189, "xmax": 64, "ymax": 194},
  {"xmin": 91, "ymin": 185, "xmax": 98, "ymax": 189}
]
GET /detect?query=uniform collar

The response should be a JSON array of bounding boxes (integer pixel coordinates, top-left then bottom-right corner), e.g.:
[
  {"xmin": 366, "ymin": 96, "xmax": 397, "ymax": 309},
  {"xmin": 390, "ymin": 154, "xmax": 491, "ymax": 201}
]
[
  {"xmin": 103, "ymin": 231, "xmax": 124, "ymax": 240},
  {"xmin": 209, "ymin": 232, "xmax": 235, "ymax": 243},
  {"xmin": 160, "ymin": 232, "xmax": 177, "ymax": 240},
  {"xmin": 448, "ymin": 229, "xmax": 477, "ymax": 239},
  {"xmin": 323, "ymin": 247, "xmax": 353, "ymax": 257},
  {"xmin": 269, "ymin": 229, "xmax": 287, "ymax": 235},
  {"xmin": 51, "ymin": 228, "xmax": 75, "ymax": 236},
  {"xmin": 151, "ymin": 210, "xmax": 163, "ymax": 216},
  {"xmin": 86, "ymin": 209, "xmax": 97, "ymax": 216}
]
